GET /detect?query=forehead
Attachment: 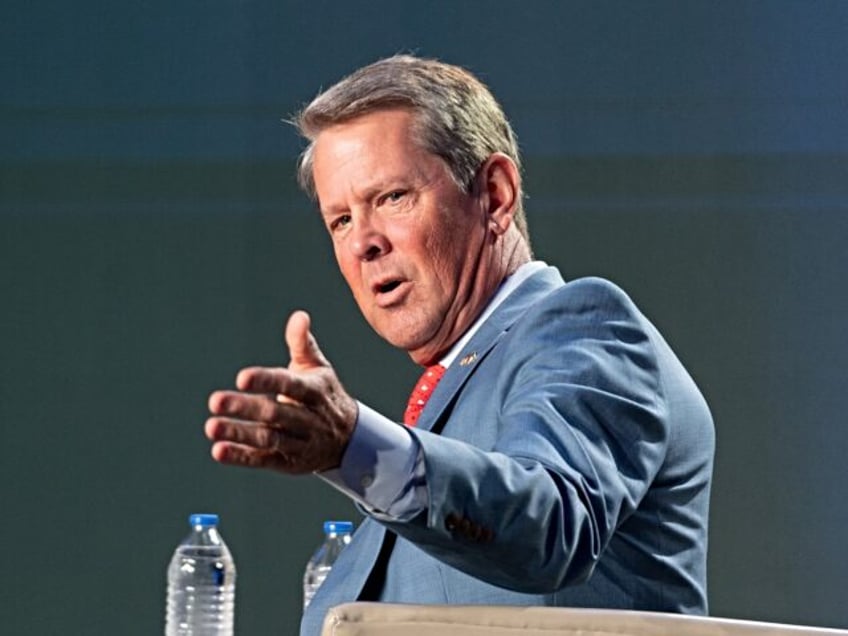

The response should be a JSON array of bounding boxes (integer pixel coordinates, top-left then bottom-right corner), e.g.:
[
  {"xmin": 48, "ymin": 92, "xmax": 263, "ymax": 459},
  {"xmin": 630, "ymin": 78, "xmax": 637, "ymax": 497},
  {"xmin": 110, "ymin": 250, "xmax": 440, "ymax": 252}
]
[
  {"xmin": 313, "ymin": 109, "xmax": 423, "ymax": 162},
  {"xmin": 311, "ymin": 109, "xmax": 445, "ymax": 201}
]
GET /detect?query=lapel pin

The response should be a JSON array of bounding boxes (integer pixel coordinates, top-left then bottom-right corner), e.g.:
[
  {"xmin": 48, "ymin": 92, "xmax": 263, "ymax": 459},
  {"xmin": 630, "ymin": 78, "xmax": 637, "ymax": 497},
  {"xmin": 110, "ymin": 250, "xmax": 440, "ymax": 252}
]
[{"xmin": 459, "ymin": 352, "xmax": 478, "ymax": 366}]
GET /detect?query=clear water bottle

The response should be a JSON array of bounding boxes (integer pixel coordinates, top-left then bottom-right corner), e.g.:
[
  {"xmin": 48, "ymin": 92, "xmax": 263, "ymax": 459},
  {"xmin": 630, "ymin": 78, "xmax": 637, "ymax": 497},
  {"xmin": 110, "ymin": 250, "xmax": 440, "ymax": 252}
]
[
  {"xmin": 303, "ymin": 520, "xmax": 353, "ymax": 609},
  {"xmin": 165, "ymin": 513, "xmax": 236, "ymax": 636}
]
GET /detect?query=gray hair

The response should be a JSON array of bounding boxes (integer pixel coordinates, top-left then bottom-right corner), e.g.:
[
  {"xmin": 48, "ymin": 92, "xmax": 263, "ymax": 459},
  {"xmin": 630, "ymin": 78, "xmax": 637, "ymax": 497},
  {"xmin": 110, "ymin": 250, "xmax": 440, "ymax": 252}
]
[{"xmin": 292, "ymin": 55, "xmax": 529, "ymax": 241}]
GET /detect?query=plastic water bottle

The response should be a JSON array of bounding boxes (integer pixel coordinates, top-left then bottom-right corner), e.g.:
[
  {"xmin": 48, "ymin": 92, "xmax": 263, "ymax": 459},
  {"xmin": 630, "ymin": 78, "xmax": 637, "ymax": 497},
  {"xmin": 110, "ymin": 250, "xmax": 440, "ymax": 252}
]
[
  {"xmin": 165, "ymin": 513, "xmax": 236, "ymax": 635},
  {"xmin": 303, "ymin": 520, "xmax": 353, "ymax": 609}
]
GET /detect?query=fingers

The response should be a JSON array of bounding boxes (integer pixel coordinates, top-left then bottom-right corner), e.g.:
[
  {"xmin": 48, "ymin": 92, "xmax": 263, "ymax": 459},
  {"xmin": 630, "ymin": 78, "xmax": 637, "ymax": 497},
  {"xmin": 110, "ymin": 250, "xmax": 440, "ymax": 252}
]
[
  {"xmin": 206, "ymin": 386, "xmax": 320, "ymax": 439},
  {"xmin": 210, "ymin": 442, "xmax": 305, "ymax": 473},
  {"xmin": 205, "ymin": 410, "xmax": 311, "ymax": 448},
  {"xmin": 285, "ymin": 310, "xmax": 330, "ymax": 368},
  {"xmin": 205, "ymin": 402, "xmax": 322, "ymax": 475},
  {"xmin": 231, "ymin": 367, "xmax": 317, "ymax": 406},
  {"xmin": 209, "ymin": 389, "xmax": 284, "ymax": 423},
  {"xmin": 206, "ymin": 417, "xmax": 278, "ymax": 449}
]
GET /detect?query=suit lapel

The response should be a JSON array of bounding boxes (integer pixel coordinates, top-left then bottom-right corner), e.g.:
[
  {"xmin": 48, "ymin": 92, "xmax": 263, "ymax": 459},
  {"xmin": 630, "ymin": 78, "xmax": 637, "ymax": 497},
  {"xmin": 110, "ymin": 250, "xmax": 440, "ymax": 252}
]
[{"xmin": 417, "ymin": 266, "xmax": 565, "ymax": 433}]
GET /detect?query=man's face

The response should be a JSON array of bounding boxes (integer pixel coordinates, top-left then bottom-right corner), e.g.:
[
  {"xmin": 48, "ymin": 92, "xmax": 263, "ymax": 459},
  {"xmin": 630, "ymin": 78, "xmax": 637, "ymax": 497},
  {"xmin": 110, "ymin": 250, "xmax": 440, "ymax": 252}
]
[{"xmin": 311, "ymin": 108, "xmax": 495, "ymax": 365}]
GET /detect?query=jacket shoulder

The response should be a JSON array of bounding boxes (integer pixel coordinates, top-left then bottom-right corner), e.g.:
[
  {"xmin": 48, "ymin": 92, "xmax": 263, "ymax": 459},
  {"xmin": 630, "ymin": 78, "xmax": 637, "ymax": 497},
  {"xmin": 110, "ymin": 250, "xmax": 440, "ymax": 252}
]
[{"xmin": 526, "ymin": 276, "xmax": 645, "ymax": 327}]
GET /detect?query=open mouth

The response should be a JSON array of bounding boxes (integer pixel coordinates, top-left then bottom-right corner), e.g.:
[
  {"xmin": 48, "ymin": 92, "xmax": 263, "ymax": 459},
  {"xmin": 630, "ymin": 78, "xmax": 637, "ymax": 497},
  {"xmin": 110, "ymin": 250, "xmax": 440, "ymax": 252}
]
[
  {"xmin": 378, "ymin": 280, "xmax": 402, "ymax": 294},
  {"xmin": 373, "ymin": 278, "xmax": 409, "ymax": 306}
]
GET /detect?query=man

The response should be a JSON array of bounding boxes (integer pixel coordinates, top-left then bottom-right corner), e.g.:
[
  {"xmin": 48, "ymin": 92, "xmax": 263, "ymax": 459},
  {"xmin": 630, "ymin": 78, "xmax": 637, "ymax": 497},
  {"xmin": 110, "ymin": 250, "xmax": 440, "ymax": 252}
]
[{"xmin": 205, "ymin": 55, "xmax": 714, "ymax": 636}]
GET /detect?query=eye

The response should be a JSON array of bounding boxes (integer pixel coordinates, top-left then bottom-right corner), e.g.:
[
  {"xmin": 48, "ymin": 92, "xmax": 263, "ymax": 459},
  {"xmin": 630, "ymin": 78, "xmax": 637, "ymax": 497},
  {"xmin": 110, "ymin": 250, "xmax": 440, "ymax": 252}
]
[
  {"xmin": 382, "ymin": 190, "xmax": 407, "ymax": 205},
  {"xmin": 329, "ymin": 214, "xmax": 351, "ymax": 232}
]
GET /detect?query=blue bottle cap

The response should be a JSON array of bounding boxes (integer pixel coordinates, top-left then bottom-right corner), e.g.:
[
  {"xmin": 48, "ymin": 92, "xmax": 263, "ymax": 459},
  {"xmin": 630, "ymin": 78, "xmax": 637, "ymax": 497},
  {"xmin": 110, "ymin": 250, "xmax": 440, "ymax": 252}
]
[
  {"xmin": 324, "ymin": 520, "xmax": 353, "ymax": 534},
  {"xmin": 189, "ymin": 513, "xmax": 219, "ymax": 527}
]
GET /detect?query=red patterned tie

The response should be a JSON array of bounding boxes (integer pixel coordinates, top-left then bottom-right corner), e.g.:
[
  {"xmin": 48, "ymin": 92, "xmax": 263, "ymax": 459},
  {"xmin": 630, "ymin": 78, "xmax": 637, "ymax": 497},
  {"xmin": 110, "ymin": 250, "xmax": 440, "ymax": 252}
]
[{"xmin": 403, "ymin": 364, "xmax": 446, "ymax": 426}]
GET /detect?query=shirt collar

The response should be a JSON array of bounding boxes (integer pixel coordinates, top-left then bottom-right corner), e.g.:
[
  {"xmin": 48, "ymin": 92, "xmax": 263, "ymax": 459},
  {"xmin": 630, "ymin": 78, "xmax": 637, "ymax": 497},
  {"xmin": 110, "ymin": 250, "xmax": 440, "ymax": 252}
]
[{"xmin": 439, "ymin": 260, "xmax": 547, "ymax": 368}]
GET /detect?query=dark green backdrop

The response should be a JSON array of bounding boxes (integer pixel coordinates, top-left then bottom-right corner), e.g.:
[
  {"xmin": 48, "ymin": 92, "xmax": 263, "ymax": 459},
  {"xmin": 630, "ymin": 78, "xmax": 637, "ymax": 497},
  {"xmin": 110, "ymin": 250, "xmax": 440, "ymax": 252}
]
[{"xmin": 3, "ymin": 2, "xmax": 848, "ymax": 634}]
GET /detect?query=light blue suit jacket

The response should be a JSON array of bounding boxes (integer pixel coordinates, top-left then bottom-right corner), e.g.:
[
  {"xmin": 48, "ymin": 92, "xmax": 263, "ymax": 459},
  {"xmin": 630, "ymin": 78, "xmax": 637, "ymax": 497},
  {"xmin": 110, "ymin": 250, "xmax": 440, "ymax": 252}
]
[{"xmin": 302, "ymin": 268, "xmax": 714, "ymax": 636}]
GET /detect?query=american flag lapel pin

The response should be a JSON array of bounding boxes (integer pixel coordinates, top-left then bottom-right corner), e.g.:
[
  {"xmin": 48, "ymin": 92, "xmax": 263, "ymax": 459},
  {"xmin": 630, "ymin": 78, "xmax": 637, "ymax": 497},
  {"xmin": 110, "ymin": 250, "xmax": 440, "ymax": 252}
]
[{"xmin": 459, "ymin": 352, "xmax": 478, "ymax": 366}]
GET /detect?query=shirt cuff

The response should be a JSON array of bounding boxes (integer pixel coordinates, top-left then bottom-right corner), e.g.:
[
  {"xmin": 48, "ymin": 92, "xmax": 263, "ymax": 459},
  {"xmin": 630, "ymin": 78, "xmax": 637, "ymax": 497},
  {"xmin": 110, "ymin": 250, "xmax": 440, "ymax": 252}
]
[{"xmin": 316, "ymin": 402, "xmax": 426, "ymax": 520}]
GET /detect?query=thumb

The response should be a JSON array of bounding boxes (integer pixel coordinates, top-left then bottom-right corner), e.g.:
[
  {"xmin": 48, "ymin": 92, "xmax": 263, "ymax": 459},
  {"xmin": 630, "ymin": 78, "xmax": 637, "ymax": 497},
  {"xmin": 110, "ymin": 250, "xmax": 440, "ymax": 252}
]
[{"xmin": 285, "ymin": 310, "xmax": 330, "ymax": 368}]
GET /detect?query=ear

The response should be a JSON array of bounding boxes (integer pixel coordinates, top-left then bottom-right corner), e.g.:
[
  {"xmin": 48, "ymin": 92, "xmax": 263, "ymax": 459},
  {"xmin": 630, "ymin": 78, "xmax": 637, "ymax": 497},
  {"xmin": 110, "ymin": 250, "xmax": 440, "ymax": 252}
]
[{"xmin": 477, "ymin": 153, "xmax": 520, "ymax": 235}]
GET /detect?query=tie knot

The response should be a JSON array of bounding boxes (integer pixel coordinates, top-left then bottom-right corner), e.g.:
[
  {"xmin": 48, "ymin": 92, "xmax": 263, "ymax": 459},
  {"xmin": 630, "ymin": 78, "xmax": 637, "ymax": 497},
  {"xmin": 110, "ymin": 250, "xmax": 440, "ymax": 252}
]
[{"xmin": 403, "ymin": 364, "xmax": 446, "ymax": 427}]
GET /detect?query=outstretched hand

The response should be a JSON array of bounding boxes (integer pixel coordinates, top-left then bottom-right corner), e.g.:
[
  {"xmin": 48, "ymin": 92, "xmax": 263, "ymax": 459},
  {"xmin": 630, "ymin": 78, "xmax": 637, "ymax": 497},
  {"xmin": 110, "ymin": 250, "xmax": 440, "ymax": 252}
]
[{"xmin": 205, "ymin": 311, "xmax": 358, "ymax": 474}]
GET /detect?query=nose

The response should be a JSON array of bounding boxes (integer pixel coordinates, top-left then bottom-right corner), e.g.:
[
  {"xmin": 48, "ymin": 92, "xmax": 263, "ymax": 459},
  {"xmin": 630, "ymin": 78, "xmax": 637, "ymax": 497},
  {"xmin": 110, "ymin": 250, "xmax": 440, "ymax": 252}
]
[{"xmin": 350, "ymin": 216, "xmax": 390, "ymax": 262}]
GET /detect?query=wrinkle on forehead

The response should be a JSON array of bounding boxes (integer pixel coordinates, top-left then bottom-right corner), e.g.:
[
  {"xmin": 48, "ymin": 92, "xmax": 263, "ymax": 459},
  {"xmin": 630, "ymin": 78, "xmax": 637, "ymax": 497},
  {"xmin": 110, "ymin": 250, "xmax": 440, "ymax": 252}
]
[{"xmin": 312, "ymin": 112, "xmax": 446, "ymax": 213}]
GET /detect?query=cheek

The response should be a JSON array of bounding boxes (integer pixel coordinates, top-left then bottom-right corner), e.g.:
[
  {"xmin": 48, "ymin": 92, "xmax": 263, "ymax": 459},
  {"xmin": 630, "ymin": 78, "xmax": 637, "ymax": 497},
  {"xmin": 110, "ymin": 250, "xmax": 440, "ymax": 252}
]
[
  {"xmin": 334, "ymin": 247, "xmax": 363, "ymax": 292},
  {"xmin": 425, "ymin": 218, "xmax": 478, "ymax": 278}
]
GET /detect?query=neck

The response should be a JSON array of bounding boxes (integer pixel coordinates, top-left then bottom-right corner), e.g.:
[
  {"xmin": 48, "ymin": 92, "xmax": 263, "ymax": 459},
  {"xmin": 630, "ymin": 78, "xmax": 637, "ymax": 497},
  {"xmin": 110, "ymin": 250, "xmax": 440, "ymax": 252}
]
[{"xmin": 409, "ymin": 230, "xmax": 531, "ymax": 366}]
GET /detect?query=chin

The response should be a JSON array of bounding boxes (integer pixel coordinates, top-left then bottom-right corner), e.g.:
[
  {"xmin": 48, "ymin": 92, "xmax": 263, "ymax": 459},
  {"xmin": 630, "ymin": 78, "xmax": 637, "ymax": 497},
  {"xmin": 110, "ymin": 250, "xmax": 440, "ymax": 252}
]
[
  {"xmin": 364, "ymin": 304, "xmax": 443, "ymax": 352},
  {"xmin": 372, "ymin": 320, "xmax": 432, "ymax": 354},
  {"xmin": 378, "ymin": 330, "xmax": 424, "ymax": 352}
]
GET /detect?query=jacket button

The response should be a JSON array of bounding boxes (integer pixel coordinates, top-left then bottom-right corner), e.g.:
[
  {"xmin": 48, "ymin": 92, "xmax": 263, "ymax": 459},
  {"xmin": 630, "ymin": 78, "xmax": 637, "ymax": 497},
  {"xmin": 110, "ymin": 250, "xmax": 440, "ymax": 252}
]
[
  {"xmin": 445, "ymin": 513, "xmax": 459, "ymax": 531},
  {"xmin": 459, "ymin": 517, "xmax": 473, "ymax": 535}
]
